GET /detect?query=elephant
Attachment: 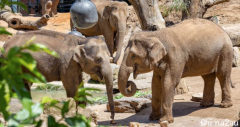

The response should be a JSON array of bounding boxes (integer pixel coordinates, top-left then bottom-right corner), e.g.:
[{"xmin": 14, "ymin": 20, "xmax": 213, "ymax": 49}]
[
  {"xmin": 40, "ymin": 0, "xmax": 59, "ymax": 17},
  {"xmin": 3, "ymin": 30, "xmax": 115, "ymax": 121},
  {"xmin": 118, "ymin": 19, "xmax": 233, "ymax": 124},
  {"xmin": 70, "ymin": 0, "xmax": 129, "ymax": 63}
]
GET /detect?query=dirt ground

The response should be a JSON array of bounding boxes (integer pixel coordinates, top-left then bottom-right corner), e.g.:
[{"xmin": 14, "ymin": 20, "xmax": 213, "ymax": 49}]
[{"xmin": 89, "ymin": 67, "xmax": 240, "ymax": 127}]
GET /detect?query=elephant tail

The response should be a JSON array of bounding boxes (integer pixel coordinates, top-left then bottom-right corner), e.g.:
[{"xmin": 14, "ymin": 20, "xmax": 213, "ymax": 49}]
[{"xmin": 230, "ymin": 78, "xmax": 236, "ymax": 88}]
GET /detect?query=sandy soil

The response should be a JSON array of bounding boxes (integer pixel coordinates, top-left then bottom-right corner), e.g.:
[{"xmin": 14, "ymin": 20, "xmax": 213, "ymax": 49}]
[{"xmin": 89, "ymin": 67, "xmax": 240, "ymax": 127}]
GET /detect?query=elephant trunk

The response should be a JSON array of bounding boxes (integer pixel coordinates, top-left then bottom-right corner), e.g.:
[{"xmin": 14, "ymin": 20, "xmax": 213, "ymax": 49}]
[
  {"xmin": 102, "ymin": 63, "xmax": 115, "ymax": 120},
  {"xmin": 113, "ymin": 22, "xmax": 126, "ymax": 63},
  {"xmin": 117, "ymin": 47, "xmax": 137, "ymax": 97}
]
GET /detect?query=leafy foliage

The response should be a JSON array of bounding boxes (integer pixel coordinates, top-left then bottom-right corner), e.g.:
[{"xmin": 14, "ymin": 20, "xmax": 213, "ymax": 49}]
[
  {"xmin": 159, "ymin": 0, "xmax": 190, "ymax": 17},
  {"xmin": 0, "ymin": 0, "xmax": 27, "ymax": 13}
]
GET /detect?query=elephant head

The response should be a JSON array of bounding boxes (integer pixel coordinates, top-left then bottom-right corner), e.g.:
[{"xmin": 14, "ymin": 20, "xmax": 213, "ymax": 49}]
[
  {"xmin": 73, "ymin": 37, "xmax": 115, "ymax": 120},
  {"xmin": 118, "ymin": 33, "xmax": 167, "ymax": 96},
  {"xmin": 103, "ymin": 2, "xmax": 129, "ymax": 63}
]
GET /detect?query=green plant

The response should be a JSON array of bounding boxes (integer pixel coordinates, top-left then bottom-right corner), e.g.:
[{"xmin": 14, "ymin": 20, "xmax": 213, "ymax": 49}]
[{"xmin": 159, "ymin": 0, "xmax": 190, "ymax": 17}]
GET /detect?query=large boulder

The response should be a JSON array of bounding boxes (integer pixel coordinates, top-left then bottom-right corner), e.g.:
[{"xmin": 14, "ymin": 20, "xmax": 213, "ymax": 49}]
[
  {"xmin": 106, "ymin": 97, "xmax": 150, "ymax": 113},
  {"xmin": 233, "ymin": 47, "xmax": 240, "ymax": 67}
]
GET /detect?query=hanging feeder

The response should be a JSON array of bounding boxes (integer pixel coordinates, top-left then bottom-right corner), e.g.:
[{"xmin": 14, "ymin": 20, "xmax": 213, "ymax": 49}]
[{"xmin": 70, "ymin": 0, "xmax": 98, "ymax": 29}]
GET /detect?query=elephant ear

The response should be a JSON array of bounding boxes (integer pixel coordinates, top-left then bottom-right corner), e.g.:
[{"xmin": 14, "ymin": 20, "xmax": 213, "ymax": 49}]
[
  {"xmin": 73, "ymin": 45, "xmax": 86, "ymax": 69},
  {"xmin": 148, "ymin": 37, "xmax": 167, "ymax": 69},
  {"xmin": 103, "ymin": 5, "xmax": 112, "ymax": 21}
]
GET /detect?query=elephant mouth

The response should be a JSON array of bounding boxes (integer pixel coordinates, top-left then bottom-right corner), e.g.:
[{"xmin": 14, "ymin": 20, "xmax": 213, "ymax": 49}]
[
  {"xmin": 97, "ymin": 70, "xmax": 103, "ymax": 80},
  {"xmin": 133, "ymin": 65, "xmax": 138, "ymax": 79}
]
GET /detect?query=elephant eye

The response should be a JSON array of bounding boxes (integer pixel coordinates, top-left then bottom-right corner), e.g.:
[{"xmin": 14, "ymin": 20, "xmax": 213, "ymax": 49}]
[
  {"xmin": 95, "ymin": 57, "xmax": 102, "ymax": 64},
  {"xmin": 132, "ymin": 54, "xmax": 136, "ymax": 60}
]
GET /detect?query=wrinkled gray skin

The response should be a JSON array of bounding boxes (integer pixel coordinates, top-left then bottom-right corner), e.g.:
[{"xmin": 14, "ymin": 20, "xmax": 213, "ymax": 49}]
[
  {"xmin": 118, "ymin": 19, "xmax": 233, "ymax": 124},
  {"xmin": 70, "ymin": 0, "xmax": 129, "ymax": 63},
  {"xmin": 3, "ymin": 30, "xmax": 115, "ymax": 120}
]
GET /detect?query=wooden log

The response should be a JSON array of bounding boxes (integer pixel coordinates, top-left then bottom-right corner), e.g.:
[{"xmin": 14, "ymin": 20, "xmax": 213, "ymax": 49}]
[{"xmin": 0, "ymin": 11, "xmax": 50, "ymax": 30}]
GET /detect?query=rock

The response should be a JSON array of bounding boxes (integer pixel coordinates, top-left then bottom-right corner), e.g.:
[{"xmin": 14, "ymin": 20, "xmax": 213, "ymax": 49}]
[
  {"xmin": 77, "ymin": 107, "xmax": 98, "ymax": 125},
  {"xmin": 106, "ymin": 97, "xmax": 150, "ymax": 113},
  {"xmin": 210, "ymin": 16, "xmax": 219, "ymax": 24},
  {"xmin": 9, "ymin": 98, "xmax": 22, "ymax": 113},
  {"xmin": 232, "ymin": 47, "xmax": 240, "ymax": 67},
  {"xmin": 90, "ymin": 64, "xmax": 119, "ymax": 83},
  {"xmin": 175, "ymin": 79, "xmax": 189, "ymax": 94},
  {"xmin": 129, "ymin": 122, "xmax": 140, "ymax": 127},
  {"xmin": 43, "ymin": 98, "xmax": 76, "ymax": 117},
  {"xmin": 191, "ymin": 93, "xmax": 203, "ymax": 102},
  {"xmin": 159, "ymin": 121, "xmax": 169, "ymax": 127},
  {"xmin": 222, "ymin": 24, "xmax": 240, "ymax": 46}
]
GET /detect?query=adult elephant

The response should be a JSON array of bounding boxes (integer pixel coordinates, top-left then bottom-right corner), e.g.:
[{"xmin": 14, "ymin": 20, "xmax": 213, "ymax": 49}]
[
  {"xmin": 118, "ymin": 19, "xmax": 233, "ymax": 124},
  {"xmin": 3, "ymin": 30, "xmax": 115, "ymax": 122},
  {"xmin": 70, "ymin": 0, "xmax": 129, "ymax": 63}
]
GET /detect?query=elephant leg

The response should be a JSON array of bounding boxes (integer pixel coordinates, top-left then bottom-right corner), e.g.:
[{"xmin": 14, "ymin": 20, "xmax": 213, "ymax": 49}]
[
  {"xmin": 216, "ymin": 68, "xmax": 233, "ymax": 108},
  {"xmin": 149, "ymin": 71, "xmax": 162, "ymax": 120},
  {"xmin": 159, "ymin": 69, "xmax": 175, "ymax": 123},
  {"xmin": 60, "ymin": 61, "xmax": 84, "ymax": 106},
  {"xmin": 200, "ymin": 73, "xmax": 216, "ymax": 107}
]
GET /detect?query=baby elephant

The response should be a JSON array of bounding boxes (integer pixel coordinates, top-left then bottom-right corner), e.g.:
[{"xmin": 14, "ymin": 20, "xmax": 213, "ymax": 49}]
[
  {"xmin": 3, "ymin": 30, "xmax": 115, "ymax": 121},
  {"xmin": 118, "ymin": 19, "xmax": 233, "ymax": 124}
]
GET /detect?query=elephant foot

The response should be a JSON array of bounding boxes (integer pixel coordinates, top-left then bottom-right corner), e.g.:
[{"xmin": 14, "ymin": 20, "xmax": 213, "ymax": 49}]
[
  {"xmin": 110, "ymin": 120, "xmax": 117, "ymax": 124},
  {"xmin": 220, "ymin": 101, "xmax": 233, "ymax": 108},
  {"xmin": 149, "ymin": 112, "xmax": 161, "ymax": 121},
  {"xmin": 200, "ymin": 102, "xmax": 214, "ymax": 107},
  {"xmin": 159, "ymin": 115, "xmax": 174, "ymax": 124}
]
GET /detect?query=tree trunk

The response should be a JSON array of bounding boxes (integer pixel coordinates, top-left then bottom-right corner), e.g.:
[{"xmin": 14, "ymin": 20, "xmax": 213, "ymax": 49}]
[
  {"xmin": 128, "ymin": 0, "xmax": 166, "ymax": 31},
  {"xmin": 182, "ymin": 0, "xmax": 230, "ymax": 20},
  {"xmin": 0, "ymin": 11, "xmax": 50, "ymax": 30},
  {"xmin": 40, "ymin": 0, "xmax": 59, "ymax": 17}
]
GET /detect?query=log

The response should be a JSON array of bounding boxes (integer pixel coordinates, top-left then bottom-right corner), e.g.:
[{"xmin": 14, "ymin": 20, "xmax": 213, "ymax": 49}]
[{"xmin": 0, "ymin": 11, "xmax": 50, "ymax": 30}]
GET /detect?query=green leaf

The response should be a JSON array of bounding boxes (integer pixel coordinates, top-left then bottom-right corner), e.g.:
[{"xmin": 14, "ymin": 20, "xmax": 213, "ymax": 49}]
[
  {"xmin": 14, "ymin": 109, "xmax": 30, "ymax": 121},
  {"xmin": 48, "ymin": 116, "xmax": 67, "ymax": 127},
  {"xmin": 36, "ymin": 120, "xmax": 43, "ymax": 127},
  {"xmin": 26, "ymin": 43, "xmax": 59, "ymax": 57},
  {"xmin": 31, "ymin": 103, "xmax": 43, "ymax": 117},
  {"xmin": 65, "ymin": 115, "xmax": 91, "ymax": 127},
  {"xmin": 0, "ymin": 85, "xmax": 10, "ymax": 120},
  {"xmin": 61, "ymin": 101, "xmax": 70, "ymax": 117},
  {"xmin": 41, "ymin": 96, "xmax": 58, "ymax": 107},
  {"xmin": 7, "ymin": 119, "xmax": 19, "ymax": 127},
  {"xmin": 0, "ymin": 123, "xmax": 4, "ymax": 127},
  {"xmin": 21, "ymin": 98, "xmax": 33, "ymax": 112},
  {"xmin": 7, "ymin": 1, "xmax": 28, "ymax": 13},
  {"xmin": 0, "ymin": 27, "xmax": 11, "ymax": 35}
]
